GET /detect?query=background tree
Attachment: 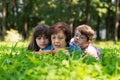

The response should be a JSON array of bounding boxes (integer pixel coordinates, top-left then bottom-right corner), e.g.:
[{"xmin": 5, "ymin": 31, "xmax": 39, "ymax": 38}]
[
  {"xmin": 0, "ymin": 0, "xmax": 8, "ymax": 40},
  {"xmin": 86, "ymin": 0, "xmax": 90, "ymax": 25},
  {"xmin": 0, "ymin": 0, "xmax": 119, "ymax": 41},
  {"xmin": 114, "ymin": 0, "xmax": 120, "ymax": 44}
]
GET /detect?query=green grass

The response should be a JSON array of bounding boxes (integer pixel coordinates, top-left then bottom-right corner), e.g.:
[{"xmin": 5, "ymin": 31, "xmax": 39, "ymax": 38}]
[{"xmin": 0, "ymin": 41, "xmax": 120, "ymax": 80}]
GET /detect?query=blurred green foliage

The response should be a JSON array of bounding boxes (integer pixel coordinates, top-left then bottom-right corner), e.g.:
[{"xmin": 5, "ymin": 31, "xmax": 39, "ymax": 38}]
[{"xmin": 0, "ymin": 41, "xmax": 120, "ymax": 80}]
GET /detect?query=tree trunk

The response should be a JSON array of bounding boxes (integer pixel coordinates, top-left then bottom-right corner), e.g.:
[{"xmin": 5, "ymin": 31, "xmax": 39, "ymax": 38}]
[
  {"xmin": 96, "ymin": 15, "xmax": 100, "ymax": 40},
  {"xmin": 106, "ymin": 8, "xmax": 111, "ymax": 40},
  {"xmin": 86, "ymin": 0, "xmax": 90, "ymax": 25},
  {"xmin": 23, "ymin": 22, "xmax": 28, "ymax": 40},
  {"xmin": 114, "ymin": 0, "xmax": 119, "ymax": 44},
  {"xmin": 0, "ymin": 1, "xmax": 7, "ymax": 41},
  {"xmin": 22, "ymin": 1, "xmax": 28, "ymax": 40}
]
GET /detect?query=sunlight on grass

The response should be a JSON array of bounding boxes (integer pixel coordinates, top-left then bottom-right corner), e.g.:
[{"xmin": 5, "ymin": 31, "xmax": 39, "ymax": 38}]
[
  {"xmin": 94, "ymin": 41, "xmax": 120, "ymax": 48},
  {"xmin": 0, "ymin": 41, "xmax": 120, "ymax": 80},
  {"xmin": 5, "ymin": 29, "xmax": 22, "ymax": 42}
]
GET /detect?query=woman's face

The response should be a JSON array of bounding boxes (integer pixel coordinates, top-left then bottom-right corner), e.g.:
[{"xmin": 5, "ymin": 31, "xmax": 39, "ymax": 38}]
[
  {"xmin": 74, "ymin": 30, "xmax": 89, "ymax": 49},
  {"xmin": 51, "ymin": 31, "xmax": 67, "ymax": 50},
  {"xmin": 36, "ymin": 35, "xmax": 49, "ymax": 49}
]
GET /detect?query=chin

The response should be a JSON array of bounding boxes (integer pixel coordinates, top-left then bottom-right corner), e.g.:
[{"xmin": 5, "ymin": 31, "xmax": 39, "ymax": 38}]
[
  {"xmin": 54, "ymin": 47, "xmax": 61, "ymax": 50},
  {"xmin": 41, "ymin": 46, "xmax": 46, "ymax": 49}
]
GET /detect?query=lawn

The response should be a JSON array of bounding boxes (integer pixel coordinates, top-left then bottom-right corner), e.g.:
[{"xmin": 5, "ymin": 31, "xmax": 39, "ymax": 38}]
[{"xmin": 0, "ymin": 41, "xmax": 120, "ymax": 80}]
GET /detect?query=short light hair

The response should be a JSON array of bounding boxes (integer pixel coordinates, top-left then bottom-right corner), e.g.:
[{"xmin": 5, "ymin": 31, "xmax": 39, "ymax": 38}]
[{"xmin": 75, "ymin": 24, "xmax": 94, "ymax": 41}]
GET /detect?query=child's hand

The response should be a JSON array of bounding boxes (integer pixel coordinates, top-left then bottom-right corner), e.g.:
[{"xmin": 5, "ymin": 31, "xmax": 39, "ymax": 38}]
[
  {"xmin": 34, "ymin": 51, "xmax": 41, "ymax": 54},
  {"xmin": 52, "ymin": 50, "xmax": 57, "ymax": 54}
]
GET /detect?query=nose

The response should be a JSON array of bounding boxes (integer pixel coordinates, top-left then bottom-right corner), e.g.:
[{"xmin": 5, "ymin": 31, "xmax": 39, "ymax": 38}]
[
  {"xmin": 41, "ymin": 38, "xmax": 45, "ymax": 42},
  {"xmin": 54, "ymin": 38, "xmax": 59, "ymax": 43}
]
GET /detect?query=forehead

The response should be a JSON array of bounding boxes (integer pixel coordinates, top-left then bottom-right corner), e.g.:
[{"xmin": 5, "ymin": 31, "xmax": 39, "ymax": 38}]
[
  {"xmin": 37, "ymin": 34, "xmax": 46, "ymax": 37},
  {"xmin": 75, "ymin": 30, "xmax": 81, "ymax": 35},
  {"xmin": 75, "ymin": 30, "xmax": 86, "ymax": 37},
  {"xmin": 76, "ymin": 30, "xmax": 80, "ymax": 33},
  {"xmin": 51, "ymin": 31, "xmax": 65, "ymax": 36}
]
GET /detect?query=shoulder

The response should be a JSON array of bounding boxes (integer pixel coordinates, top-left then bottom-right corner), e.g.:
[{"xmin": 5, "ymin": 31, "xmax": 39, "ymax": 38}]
[
  {"xmin": 86, "ymin": 45, "xmax": 97, "ymax": 55},
  {"xmin": 85, "ymin": 44, "xmax": 102, "ymax": 60},
  {"xmin": 69, "ymin": 43, "xmax": 81, "ymax": 51}
]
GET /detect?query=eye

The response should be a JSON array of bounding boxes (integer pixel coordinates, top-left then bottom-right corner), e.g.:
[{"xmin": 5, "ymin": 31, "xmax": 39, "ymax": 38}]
[
  {"xmin": 58, "ymin": 37, "xmax": 64, "ymax": 39},
  {"xmin": 75, "ymin": 33, "xmax": 78, "ymax": 37},
  {"xmin": 79, "ymin": 35, "xmax": 86, "ymax": 39},
  {"xmin": 36, "ymin": 37, "xmax": 41, "ymax": 40},
  {"xmin": 79, "ymin": 36, "xmax": 83, "ymax": 39},
  {"xmin": 51, "ymin": 36, "xmax": 55, "ymax": 39},
  {"xmin": 43, "ymin": 36, "xmax": 47, "ymax": 39}
]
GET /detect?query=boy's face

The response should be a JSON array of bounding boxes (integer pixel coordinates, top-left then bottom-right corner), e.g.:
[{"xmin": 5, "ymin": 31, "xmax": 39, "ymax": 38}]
[
  {"xmin": 74, "ymin": 30, "xmax": 89, "ymax": 49},
  {"xmin": 51, "ymin": 31, "xmax": 67, "ymax": 50},
  {"xmin": 36, "ymin": 35, "xmax": 49, "ymax": 49}
]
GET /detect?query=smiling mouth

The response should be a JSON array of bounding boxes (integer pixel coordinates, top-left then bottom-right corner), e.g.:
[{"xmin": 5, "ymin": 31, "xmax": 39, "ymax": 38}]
[
  {"xmin": 75, "ymin": 41, "xmax": 80, "ymax": 46},
  {"xmin": 74, "ymin": 40, "xmax": 78, "ymax": 44},
  {"xmin": 54, "ymin": 45, "xmax": 61, "ymax": 48}
]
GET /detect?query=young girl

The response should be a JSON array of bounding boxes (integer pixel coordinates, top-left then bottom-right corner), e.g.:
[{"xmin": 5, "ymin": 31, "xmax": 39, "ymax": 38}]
[
  {"xmin": 70, "ymin": 24, "xmax": 101, "ymax": 60},
  {"xmin": 49, "ymin": 22, "xmax": 81, "ymax": 55},
  {"xmin": 28, "ymin": 24, "xmax": 51, "ymax": 51}
]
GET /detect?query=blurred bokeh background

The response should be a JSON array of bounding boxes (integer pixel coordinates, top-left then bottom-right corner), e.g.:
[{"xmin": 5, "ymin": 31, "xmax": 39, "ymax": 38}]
[{"xmin": 0, "ymin": 0, "xmax": 119, "ymax": 43}]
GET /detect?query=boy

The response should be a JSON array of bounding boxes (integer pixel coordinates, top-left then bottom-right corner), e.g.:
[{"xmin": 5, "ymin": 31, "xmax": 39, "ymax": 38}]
[{"xmin": 70, "ymin": 24, "xmax": 101, "ymax": 60}]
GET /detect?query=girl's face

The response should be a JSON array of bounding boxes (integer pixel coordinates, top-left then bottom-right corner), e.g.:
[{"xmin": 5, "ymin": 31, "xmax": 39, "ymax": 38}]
[
  {"xmin": 51, "ymin": 31, "xmax": 67, "ymax": 50},
  {"xmin": 74, "ymin": 30, "xmax": 89, "ymax": 49},
  {"xmin": 36, "ymin": 35, "xmax": 49, "ymax": 49}
]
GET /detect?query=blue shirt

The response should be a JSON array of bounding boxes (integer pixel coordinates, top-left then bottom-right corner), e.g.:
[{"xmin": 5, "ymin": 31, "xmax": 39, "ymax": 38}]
[
  {"xmin": 68, "ymin": 43, "xmax": 81, "ymax": 52},
  {"xmin": 69, "ymin": 43, "xmax": 82, "ymax": 58},
  {"xmin": 42, "ymin": 45, "xmax": 52, "ymax": 50},
  {"xmin": 47, "ymin": 44, "xmax": 82, "ymax": 57}
]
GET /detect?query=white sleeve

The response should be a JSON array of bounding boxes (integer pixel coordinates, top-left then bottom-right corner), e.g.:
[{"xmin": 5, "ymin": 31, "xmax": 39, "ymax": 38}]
[{"xmin": 85, "ymin": 45, "xmax": 99, "ymax": 58}]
